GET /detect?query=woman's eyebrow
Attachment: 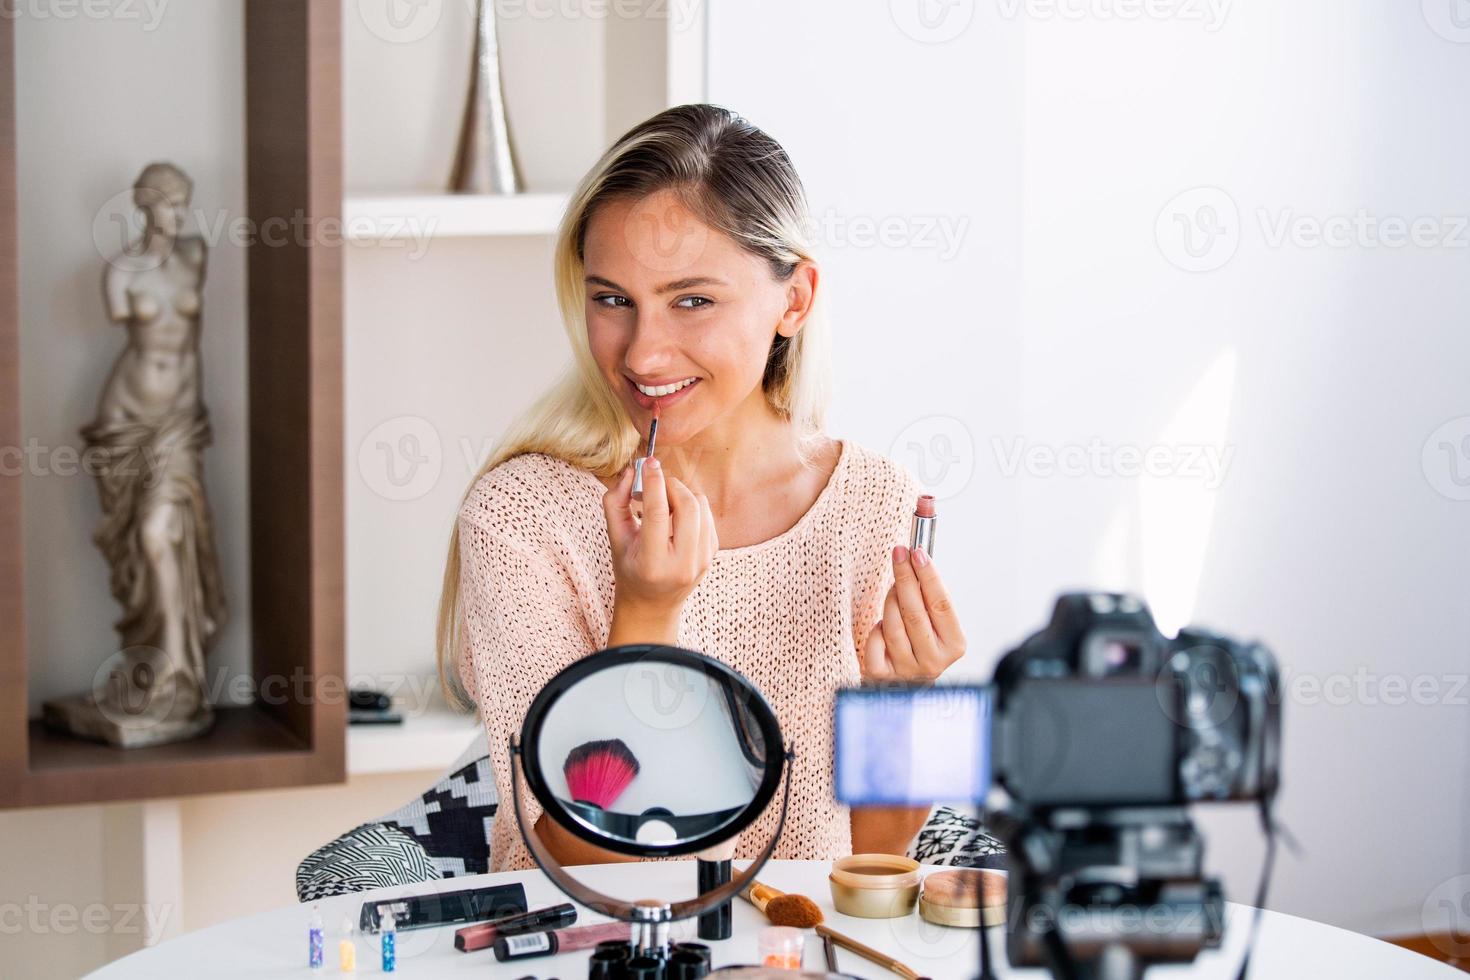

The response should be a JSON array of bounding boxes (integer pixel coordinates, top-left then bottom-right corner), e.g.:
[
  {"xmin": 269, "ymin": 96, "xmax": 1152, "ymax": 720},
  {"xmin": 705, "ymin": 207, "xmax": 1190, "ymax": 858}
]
[{"xmin": 584, "ymin": 275, "xmax": 728, "ymax": 294}]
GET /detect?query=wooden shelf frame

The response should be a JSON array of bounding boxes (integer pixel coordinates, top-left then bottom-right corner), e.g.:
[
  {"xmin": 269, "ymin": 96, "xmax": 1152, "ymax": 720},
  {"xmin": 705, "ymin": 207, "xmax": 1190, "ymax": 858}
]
[{"xmin": 0, "ymin": 0, "xmax": 346, "ymax": 809}]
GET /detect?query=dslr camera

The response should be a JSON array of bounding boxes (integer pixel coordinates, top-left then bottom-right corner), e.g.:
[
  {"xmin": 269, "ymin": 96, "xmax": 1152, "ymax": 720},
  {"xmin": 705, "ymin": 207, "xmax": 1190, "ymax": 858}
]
[{"xmin": 836, "ymin": 592, "xmax": 1282, "ymax": 980}]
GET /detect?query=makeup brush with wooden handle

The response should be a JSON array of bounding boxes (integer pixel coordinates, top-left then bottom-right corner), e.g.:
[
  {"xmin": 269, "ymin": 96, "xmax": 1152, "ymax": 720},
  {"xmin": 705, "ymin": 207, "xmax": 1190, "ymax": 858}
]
[
  {"xmin": 737, "ymin": 880, "xmax": 824, "ymax": 929},
  {"xmin": 815, "ymin": 923, "xmax": 932, "ymax": 980}
]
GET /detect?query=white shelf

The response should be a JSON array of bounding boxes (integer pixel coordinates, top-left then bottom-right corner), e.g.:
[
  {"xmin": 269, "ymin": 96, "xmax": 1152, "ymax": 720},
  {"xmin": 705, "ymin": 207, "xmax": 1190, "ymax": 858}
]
[
  {"xmin": 343, "ymin": 192, "xmax": 569, "ymax": 240},
  {"xmin": 346, "ymin": 706, "xmax": 483, "ymax": 777}
]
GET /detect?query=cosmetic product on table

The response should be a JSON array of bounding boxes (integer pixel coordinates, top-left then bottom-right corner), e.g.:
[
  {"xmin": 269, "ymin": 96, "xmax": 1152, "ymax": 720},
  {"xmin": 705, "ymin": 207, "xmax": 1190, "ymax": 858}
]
[
  {"xmin": 624, "ymin": 954, "xmax": 665, "ymax": 978},
  {"xmin": 588, "ymin": 939, "xmax": 634, "ymax": 979},
  {"xmin": 337, "ymin": 916, "xmax": 357, "ymax": 972},
  {"xmin": 453, "ymin": 902, "xmax": 578, "ymax": 952},
  {"xmin": 910, "ymin": 494, "xmax": 936, "ymax": 557},
  {"xmin": 308, "ymin": 904, "xmax": 324, "ymax": 972},
  {"xmin": 757, "ymin": 925, "xmax": 806, "ymax": 969},
  {"xmin": 667, "ymin": 943, "xmax": 713, "ymax": 979},
  {"xmin": 738, "ymin": 880, "xmax": 824, "ymax": 928},
  {"xmin": 821, "ymin": 931, "xmax": 840, "ymax": 971},
  {"xmin": 491, "ymin": 920, "xmax": 633, "ymax": 963},
  {"xmin": 379, "ymin": 910, "xmax": 397, "ymax": 973},
  {"xmin": 696, "ymin": 857, "xmax": 733, "ymax": 939},
  {"xmin": 696, "ymin": 834, "xmax": 737, "ymax": 941},
  {"xmin": 828, "ymin": 854, "xmax": 922, "ymax": 919},
  {"xmin": 360, "ymin": 880, "xmax": 528, "ymax": 933},
  {"xmin": 815, "ymin": 923, "xmax": 931, "ymax": 980},
  {"xmin": 917, "ymin": 868, "xmax": 1006, "ymax": 928}
]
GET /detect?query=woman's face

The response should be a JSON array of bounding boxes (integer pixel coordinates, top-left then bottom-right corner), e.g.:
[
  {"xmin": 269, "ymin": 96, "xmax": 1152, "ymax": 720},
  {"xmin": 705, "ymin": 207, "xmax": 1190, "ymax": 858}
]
[{"xmin": 582, "ymin": 189, "xmax": 812, "ymax": 447}]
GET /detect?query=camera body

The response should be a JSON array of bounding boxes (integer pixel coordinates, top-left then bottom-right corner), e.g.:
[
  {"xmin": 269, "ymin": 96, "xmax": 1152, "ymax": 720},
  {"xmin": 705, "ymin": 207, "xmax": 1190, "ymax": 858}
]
[
  {"xmin": 988, "ymin": 593, "xmax": 1281, "ymax": 980},
  {"xmin": 991, "ymin": 592, "xmax": 1280, "ymax": 810},
  {"xmin": 834, "ymin": 592, "xmax": 1282, "ymax": 980}
]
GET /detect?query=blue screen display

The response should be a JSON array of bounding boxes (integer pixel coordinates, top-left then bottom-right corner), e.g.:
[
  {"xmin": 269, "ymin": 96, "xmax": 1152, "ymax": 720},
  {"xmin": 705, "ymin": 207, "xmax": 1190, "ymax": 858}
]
[{"xmin": 834, "ymin": 685, "xmax": 991, "ymax": 806}]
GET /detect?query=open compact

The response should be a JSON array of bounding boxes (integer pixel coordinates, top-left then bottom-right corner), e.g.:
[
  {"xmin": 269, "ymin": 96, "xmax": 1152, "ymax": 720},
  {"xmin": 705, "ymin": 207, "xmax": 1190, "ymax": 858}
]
[{"xmin": 918, "ymin": 868, "xmax": 1007, "ymax": 928}]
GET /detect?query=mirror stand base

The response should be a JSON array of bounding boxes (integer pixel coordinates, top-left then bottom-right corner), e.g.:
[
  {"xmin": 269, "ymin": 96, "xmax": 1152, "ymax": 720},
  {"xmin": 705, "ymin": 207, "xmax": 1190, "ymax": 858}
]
[{"xmin": 632, "ymin": 900, "xmax": 672, "ymax": 958}]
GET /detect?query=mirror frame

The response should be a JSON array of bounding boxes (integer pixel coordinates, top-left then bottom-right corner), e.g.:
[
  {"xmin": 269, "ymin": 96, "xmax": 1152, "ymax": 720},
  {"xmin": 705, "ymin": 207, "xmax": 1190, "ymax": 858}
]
[
  {"xmin": 518, "ymin": 643, "xmax": 787, "ymax": 858},
  {"xmin": 511, "ymin": 644, "xmax": 796, "ymax": 928}
]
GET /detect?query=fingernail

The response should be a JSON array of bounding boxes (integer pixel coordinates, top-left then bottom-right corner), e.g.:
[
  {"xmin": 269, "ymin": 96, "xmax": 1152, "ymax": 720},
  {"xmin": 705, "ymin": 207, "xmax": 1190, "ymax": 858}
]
[
  {"xmin": 893, "ymin": 545, "xmax": 909, "ymax": 564},
  {"xmin": 912, "ymin": 547, "xmax": 929, "ymax": 568},
  {"xmin": 647, "ymin": 456, "xmax": 660, "ymax": 470}
]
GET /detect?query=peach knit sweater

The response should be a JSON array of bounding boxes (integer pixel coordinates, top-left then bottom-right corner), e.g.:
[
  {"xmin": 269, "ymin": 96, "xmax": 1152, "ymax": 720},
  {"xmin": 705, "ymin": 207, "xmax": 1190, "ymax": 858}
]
[{"xmin": 456, "ymin": 438, "xmax": 921, "ymax": 872}]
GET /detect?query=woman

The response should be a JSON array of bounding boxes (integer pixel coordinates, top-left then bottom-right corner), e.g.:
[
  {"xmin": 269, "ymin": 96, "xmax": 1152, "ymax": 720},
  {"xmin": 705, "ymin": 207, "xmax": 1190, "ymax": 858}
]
[{"xmin": 436, "ymin": 104, "xmax": 965, "ymax": 871}]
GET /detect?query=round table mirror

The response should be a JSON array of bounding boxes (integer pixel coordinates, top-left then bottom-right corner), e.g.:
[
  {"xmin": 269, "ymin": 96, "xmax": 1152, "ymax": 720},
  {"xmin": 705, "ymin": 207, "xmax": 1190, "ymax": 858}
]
[{"xmin": 511, "ymin": 645, "xmax": 794, "ymax": 954}]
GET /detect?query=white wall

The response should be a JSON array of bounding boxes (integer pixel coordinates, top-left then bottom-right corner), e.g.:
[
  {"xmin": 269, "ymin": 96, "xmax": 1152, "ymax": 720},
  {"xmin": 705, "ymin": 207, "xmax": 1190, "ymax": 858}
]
[{"xmin": 709, "ymin": 0, "xmax": 1470, "ymax": 939}]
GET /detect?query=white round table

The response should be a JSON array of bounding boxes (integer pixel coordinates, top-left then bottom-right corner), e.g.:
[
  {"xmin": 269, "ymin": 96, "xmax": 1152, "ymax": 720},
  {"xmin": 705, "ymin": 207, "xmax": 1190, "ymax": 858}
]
[{"xmin": 88, "ymin": 860, "xmax": 1457, "ymax": 978}]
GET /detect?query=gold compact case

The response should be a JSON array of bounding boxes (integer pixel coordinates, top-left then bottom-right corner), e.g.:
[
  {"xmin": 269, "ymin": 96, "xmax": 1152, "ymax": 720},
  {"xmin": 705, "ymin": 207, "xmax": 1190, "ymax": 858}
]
[
  {"xmin": 917, "ymin": 868, "xmax": 1008, "ymax": 928},
  {"xmin": 828, "ymin": 854, "xmax": 921, "ymax": 918}
]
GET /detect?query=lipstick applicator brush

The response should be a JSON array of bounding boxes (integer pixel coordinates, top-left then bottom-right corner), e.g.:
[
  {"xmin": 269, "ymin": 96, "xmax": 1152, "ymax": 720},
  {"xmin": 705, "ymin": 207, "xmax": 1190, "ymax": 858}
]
[{"xmin": 631, "ymin": 402, "xmax": 661, "ymax": 501}]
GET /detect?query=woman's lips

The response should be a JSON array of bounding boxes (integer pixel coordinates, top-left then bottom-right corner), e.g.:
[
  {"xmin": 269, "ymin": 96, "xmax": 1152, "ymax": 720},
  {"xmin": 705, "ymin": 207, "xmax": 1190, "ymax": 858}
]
[{"xmin": 628, "ymin": 376, "xmax": 701, "ymax": 411}]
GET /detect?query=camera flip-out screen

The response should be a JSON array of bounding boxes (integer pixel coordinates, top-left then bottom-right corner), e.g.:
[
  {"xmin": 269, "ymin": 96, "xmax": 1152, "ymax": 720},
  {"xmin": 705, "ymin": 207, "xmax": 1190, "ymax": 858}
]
[{"xmin": 834, "ymin": 685, "xmax": 991, "ymax": 806}]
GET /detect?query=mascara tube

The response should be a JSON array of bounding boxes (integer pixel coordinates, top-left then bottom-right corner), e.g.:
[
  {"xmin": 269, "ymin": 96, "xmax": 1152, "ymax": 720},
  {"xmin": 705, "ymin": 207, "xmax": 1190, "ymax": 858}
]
[
  {"xmin": 910, "ymin": 494, "xmax": 937, "ymax": 558},
  {"xmin": 453, "ymin": 902, "xmax": 577, "ymax": 952}
]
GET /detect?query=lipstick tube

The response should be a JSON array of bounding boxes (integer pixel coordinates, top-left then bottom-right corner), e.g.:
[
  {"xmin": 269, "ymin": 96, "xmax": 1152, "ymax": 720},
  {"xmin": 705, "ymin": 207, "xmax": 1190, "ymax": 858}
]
[{"xmin": 910, "ymin": 494, "xmax": 937, "ymax": 558}]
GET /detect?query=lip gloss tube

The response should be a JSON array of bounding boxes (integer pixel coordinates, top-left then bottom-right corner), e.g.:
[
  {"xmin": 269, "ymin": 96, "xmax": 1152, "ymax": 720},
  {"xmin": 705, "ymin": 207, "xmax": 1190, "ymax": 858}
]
[
  {"xmin": 493, "ymin": 921, "xmax": 633, "ymax": 963},
  {"xmin": 910, "ymin": 494, "xmax": 937, "ymax": 558},
  {"xmin": 631, "ymin": 412, "xmax": 660, "ymax": 500}
]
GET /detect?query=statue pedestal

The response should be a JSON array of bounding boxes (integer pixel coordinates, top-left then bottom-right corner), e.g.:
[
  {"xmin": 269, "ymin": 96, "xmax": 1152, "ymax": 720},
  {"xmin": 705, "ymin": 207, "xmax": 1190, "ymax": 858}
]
[{"xmin": 42, "ymin": 693, "xmax": 215, "ymax": 749}]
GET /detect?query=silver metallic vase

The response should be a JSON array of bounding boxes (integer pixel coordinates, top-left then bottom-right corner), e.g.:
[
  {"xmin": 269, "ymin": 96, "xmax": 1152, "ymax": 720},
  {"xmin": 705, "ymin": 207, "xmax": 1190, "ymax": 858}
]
[{"xmin": 449, "ymin": 0, "xmax": 522, "ymax": 194}]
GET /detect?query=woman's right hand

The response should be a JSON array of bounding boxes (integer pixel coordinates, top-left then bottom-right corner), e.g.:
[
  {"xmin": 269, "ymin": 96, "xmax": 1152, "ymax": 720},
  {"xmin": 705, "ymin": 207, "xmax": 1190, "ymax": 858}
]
[{"xmin": 603, "ymin": 457, "xmax": 718, "ymax": 631}]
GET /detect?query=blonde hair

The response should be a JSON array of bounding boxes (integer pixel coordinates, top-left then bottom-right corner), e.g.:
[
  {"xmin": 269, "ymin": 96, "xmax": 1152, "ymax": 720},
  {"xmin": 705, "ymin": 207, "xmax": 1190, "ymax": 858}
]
[{"xmin": 435, "ymin": 103, "xmax": 832, "ymax": 709}]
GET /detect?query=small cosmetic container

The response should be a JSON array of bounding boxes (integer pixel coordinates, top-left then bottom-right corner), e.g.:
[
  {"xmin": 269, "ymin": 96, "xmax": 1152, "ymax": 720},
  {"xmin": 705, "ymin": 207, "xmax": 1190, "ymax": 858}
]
[
  {"xmin": 918, "ymin": 868, "xmax": 1008, "ymax": 928},
  {"xmin": 828, "ymin": 853, "xmax": 922, "ymax": 918},
  {"xmin": 757, "ymin": 925, "xmax": 806, "ymax": 970}
]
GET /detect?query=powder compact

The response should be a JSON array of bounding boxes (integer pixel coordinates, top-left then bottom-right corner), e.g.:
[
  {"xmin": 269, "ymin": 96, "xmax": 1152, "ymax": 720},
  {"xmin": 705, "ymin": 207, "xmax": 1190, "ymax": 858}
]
[
  {"xmin": 827, "ymin": 854, "xmax": 922, "ymax": 918},
  {"xmin": 917, "ymin": 868, "xmax": 1008, "ymax": 928}
]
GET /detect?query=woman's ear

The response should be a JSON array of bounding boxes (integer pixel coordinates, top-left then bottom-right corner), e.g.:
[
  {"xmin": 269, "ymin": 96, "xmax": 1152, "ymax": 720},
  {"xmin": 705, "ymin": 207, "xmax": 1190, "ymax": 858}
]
[{"xmin": 775, "ymin": 260, "xmax": 819, "ymax": 339}]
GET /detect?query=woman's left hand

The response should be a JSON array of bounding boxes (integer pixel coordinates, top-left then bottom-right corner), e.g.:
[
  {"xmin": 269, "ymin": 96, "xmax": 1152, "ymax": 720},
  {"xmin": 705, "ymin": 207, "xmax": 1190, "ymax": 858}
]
[{"xmin": 861, "ymin": 545, "xmax": 966, "ymax": 683}]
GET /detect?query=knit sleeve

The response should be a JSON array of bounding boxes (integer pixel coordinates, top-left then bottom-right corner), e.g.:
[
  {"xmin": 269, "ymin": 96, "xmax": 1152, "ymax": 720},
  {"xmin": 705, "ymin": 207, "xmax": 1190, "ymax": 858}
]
[
  {"xmin": 457, "ymin": 501, "xmax": 598, "ymax": 872},
  {"xmin": 852, "ymin": 464, "xmax": 924, "ymax": 657}
]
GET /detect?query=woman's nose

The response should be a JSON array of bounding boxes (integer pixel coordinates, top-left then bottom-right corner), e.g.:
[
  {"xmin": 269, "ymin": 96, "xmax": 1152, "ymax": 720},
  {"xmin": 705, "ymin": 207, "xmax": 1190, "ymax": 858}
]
[{"xmin": 623, "ymin": 311, "xmax": 678, "ymax": 374}]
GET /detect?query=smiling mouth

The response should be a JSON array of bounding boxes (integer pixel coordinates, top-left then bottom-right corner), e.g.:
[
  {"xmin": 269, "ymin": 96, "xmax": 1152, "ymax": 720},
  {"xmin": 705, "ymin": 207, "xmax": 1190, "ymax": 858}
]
[{"xmin": 631, "ymin": 376, "xmax": 699, "ymax": 397}]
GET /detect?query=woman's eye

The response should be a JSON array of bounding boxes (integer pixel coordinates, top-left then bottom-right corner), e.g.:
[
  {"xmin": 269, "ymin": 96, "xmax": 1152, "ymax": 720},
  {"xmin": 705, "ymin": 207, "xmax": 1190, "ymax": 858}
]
[
  {"xmin": 677, "ymin": 296, "xmax": 713, "ymax": 309},
  {"xmin": 592, "ymin": 294, "xmax": 631, "ymax": 308}
]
